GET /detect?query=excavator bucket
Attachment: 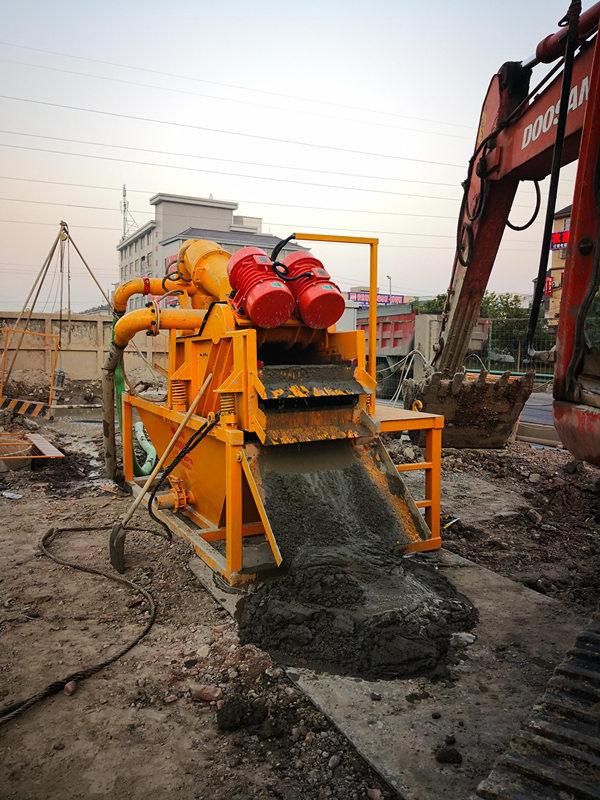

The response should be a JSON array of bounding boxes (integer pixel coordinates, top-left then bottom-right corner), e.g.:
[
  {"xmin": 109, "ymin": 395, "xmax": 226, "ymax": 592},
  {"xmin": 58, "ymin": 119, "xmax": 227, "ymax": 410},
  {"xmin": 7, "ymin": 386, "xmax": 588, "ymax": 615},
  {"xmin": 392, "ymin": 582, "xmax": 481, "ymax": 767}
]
[
  {"xmin": 245, "ymin": 437, "xmax": 431, "ymax": 564},
  {"xmin": 402, "ymin": 369, "xmax": 534, "ymax": 448}
]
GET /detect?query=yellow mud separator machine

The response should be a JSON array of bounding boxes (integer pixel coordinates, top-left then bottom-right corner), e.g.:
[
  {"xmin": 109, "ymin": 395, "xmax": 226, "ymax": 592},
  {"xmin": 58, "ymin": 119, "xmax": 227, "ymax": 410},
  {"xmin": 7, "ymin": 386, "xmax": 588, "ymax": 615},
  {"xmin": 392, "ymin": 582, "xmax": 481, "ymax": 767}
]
[{"xmin": 103, "ymin": 234, "xmax": 443, "ymax": 587}]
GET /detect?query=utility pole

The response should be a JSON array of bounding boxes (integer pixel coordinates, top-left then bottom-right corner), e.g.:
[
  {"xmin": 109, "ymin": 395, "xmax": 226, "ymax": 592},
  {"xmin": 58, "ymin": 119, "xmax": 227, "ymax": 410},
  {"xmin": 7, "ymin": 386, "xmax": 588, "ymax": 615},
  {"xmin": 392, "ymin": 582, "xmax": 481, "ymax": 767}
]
[{"xmin": 121, "ymin": 184, "xmax": 128, "ymax": 240}]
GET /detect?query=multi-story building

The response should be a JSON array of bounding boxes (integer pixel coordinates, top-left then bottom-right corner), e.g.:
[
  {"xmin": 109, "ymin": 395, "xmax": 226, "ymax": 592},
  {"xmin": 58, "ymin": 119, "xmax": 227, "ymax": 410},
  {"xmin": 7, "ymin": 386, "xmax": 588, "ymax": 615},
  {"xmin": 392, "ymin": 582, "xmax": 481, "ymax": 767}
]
[
  {"xmin": 116, "ymin": 193, "xmax": 304, "ymax": 310},
  {"xmin": 546, "ymin": 204, "xmax": 571, "ymax": 326}
]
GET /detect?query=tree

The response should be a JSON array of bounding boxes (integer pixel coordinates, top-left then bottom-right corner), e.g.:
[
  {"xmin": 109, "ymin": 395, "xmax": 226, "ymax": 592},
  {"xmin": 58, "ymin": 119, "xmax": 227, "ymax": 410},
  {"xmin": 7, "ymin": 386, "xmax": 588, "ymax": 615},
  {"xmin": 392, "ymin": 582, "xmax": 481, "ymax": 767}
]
[
  {"xmin": 412, "ymin": 294, "xmax": 447, "ymax": 313},
  {"xmin": 413, "ymin": 291, "xmax": 527, "ymax": 318},
  {"xmin": 479, "ymin": 292, "xmax": 527, "ymax": 319}
]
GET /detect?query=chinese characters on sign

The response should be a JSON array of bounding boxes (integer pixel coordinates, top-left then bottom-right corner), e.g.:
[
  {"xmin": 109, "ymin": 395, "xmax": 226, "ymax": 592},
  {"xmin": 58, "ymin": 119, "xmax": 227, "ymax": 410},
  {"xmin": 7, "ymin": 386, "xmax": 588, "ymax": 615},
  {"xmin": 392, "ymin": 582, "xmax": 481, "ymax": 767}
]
[
  {"xmin": 347, "ymin": 292, "xmax": 405, "ymax": 307},
  {"xmin": 550, "ymin": 230, "xmax": 569, "ymax": 250}
]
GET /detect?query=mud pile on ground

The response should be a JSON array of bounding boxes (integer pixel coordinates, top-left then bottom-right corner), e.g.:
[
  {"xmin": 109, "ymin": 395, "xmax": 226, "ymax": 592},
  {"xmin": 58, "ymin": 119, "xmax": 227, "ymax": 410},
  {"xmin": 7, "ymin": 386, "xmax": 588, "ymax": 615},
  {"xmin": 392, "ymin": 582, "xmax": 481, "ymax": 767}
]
[
  {"xmin": 239, "ymin": 557, "xmax": 476, "ymax": 680},
  {"xmin": 239, "ymin": 442, "xmax": 476, "ymax": 680}
]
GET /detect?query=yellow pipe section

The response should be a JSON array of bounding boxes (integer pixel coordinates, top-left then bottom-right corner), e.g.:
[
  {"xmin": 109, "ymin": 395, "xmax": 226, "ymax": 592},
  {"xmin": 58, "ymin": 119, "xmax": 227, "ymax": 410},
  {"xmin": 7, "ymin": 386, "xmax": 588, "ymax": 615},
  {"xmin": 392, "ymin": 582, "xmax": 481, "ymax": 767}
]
[
  {"xmin": 113, "ymin": 277, "xmax": 200, "ymax": 314},
  {"xmin": 178, "ymin": 239, "xmax": 232, "ymax": 301},
  {"xmin": 113, "ymin": 240, "xmax": 232, "ymax": 315},
  {"xmin": 113, "ymin": 307, "xmax": 206, "ymax": 348}
]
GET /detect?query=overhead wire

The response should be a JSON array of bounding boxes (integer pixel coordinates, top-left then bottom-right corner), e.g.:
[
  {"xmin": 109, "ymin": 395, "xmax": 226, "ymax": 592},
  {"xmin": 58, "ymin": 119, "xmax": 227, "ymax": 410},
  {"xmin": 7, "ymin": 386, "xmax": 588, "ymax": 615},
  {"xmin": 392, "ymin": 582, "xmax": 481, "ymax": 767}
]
[
  {"xmin": 0, "ymin": 57, "xmax": 472, "ymax": 140},
  {"xmin": 0, "ymin": 175, "xmax": 568, "ymax": 218},
  {"xmin": 0, "ymin": 40, "xmax": 474, "ymax": 130},
  {"xmin": 0, "ymin": 94, "xmax": 467, "ymax": 167},
  {"xmin": 0, "ymin": 216, "xmax": 541, "ymax": 253},
  {"xmin": 0, "ymin": 218, "xmax": 122, "ymax": 231},
  {"xmin": 0, "ymin": 129, "xmax": 466, "ymax": 187},
  {"xmin": 1, "ymin": 197, "xmax": 466, "ymax": 239},
  {"xmin": 0, "ymin": 142, "xmax": 465, "ymax": 200}
]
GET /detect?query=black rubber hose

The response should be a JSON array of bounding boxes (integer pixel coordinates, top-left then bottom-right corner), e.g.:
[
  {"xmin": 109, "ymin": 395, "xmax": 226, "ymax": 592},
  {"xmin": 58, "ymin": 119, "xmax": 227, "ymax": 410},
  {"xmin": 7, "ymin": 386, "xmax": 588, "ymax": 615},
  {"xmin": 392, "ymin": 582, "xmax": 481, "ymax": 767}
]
[
  {"xmin": 270, "ymin": 233, "xmax": 296, "ymax": 263},
  {"xmin": 507, "ymin": 180, "xmax": 541, "ymax": 231},
  {"xmin": 0, "ymin": 524, "xmax": 161, "ymax": 725},
  {"xmin": 526, "ymin": 0, "xmax": 582, "ymax": 354}
]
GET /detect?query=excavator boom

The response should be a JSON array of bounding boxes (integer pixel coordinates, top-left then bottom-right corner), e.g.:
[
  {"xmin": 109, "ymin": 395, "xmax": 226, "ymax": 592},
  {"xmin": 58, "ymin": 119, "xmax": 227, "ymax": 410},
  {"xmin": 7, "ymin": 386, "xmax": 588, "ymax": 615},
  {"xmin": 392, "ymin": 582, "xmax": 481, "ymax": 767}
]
[{"xmin": 405, "ymin": 3, "xmax": 600, "ymax": 450}]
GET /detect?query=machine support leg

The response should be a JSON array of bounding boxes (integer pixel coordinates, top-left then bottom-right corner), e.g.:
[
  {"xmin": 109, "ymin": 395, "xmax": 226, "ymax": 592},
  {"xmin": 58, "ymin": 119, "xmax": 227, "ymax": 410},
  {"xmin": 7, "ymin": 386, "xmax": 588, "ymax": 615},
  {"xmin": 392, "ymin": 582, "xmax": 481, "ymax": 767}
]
[
  {"xmin": 225, "ymin": 442, "xmax": 243, "ymax": 578},
  {"xmin": 425, "ymin": 427, "xmax": 442, "ymax": 542}
]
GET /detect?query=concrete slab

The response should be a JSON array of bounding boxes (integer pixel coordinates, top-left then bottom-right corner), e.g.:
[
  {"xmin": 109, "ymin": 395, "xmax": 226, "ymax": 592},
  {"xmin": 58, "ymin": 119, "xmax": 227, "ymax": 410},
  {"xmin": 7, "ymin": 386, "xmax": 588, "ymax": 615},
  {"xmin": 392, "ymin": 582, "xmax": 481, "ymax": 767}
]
[{"xmin": 189, "ymin": 551, "xmax": 585, "ymax": 800}]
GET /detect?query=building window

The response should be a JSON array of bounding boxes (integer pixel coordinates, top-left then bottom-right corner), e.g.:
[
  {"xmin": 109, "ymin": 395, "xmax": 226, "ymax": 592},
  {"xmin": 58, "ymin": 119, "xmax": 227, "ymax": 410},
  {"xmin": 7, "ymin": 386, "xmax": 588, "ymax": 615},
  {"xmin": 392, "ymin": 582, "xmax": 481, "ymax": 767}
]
[
  {"xmin": 147, "ymin": 252, "xmax": 152, "ymax": 268},
  {"xmin": 135, "ymin": 259, "xmax": 139, "ymax": 274}
]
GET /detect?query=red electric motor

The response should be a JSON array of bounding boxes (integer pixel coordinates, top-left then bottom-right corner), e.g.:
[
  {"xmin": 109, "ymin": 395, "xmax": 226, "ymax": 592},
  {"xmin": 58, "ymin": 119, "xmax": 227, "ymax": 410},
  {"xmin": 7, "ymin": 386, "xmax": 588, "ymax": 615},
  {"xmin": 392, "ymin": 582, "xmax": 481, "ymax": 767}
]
[
  {"xmin": 280, "ymin": 252, "xmax": 346, "ymax": 329},
  {"xmin": 227, "ymin": 247, "xmax": 295, "ymax": 329}
]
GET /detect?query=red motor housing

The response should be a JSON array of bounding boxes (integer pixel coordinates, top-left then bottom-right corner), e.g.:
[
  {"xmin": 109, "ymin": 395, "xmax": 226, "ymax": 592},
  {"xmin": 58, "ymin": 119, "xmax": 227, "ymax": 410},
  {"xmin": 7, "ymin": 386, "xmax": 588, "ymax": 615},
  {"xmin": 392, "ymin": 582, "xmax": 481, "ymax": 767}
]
[
  {"xmin": 280, "ymin": 252, "xmax": 345, "ymax": 329},
  {"xmin": 227, "ymin": 247, "xmax": 295, "ymax": 329}
]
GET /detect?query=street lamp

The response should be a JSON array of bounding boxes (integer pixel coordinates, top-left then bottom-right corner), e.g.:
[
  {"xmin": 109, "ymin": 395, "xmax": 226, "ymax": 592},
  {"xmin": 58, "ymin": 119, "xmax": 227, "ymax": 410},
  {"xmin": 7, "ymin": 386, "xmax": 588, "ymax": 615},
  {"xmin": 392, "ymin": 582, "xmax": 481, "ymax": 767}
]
[{"xmin": 386, "ymin": 275, "xmax": 391, "ymax": 300}]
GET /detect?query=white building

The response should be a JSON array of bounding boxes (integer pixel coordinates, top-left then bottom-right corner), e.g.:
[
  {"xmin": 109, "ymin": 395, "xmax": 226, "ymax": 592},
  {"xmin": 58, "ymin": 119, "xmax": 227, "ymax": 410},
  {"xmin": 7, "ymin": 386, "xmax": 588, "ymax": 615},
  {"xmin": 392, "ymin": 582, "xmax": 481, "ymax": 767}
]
[{"xmin": 116, "ymin": 193, "xmax": 304, "ymax": 310}]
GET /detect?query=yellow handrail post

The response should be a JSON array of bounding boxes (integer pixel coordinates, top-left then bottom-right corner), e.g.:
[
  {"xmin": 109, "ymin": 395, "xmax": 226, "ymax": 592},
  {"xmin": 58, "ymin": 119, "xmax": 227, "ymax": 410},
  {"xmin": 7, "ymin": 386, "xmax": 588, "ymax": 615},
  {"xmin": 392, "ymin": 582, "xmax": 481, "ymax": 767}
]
[{"xmin": 293, "ymin": 232, "xmax": 379, "ymax": 415}]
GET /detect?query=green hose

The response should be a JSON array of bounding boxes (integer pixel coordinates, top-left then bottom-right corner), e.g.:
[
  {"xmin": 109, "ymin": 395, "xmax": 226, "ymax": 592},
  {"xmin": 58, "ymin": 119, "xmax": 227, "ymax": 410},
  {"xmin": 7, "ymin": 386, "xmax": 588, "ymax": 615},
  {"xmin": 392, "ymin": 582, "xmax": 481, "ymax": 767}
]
[{"xmin": 112, "ymin": 321, "xmax": 157, "ymax": 477}]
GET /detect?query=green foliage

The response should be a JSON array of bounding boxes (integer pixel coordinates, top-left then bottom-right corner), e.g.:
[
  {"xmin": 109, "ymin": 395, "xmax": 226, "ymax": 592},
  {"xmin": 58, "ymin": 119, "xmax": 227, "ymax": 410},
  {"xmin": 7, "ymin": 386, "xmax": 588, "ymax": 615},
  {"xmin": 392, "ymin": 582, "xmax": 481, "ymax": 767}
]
[
  {"xmin": 413, "ymin": 291, "xmax": 527, "ymax": 318},
  {"xmin": 412, "ymin": 294, "xmax": 446, "ymax": 313},
  {"xmin": 479, "ymin": 292, "xmax": 528, "ymax": 319}
]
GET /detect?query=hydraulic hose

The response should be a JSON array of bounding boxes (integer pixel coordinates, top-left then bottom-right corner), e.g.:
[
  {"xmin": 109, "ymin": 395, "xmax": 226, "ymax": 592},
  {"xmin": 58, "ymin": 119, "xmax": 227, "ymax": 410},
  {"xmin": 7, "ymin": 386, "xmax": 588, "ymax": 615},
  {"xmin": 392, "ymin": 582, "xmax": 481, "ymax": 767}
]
[
  {"xmin": 134, "ymin": 422, "xmax": 157, "ymax": 475},
  {"xmin": 526, "ymin": 0, "xmax": 582, "ymax": 354}
]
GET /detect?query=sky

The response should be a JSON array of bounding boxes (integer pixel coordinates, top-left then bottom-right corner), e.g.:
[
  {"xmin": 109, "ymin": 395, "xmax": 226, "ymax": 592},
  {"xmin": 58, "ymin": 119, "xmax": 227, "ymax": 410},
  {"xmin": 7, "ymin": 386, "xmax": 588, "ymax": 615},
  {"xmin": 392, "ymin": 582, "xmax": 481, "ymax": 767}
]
[{"xmin": 0, "ymin": 0, "xmax": 584, "ymax": 312}]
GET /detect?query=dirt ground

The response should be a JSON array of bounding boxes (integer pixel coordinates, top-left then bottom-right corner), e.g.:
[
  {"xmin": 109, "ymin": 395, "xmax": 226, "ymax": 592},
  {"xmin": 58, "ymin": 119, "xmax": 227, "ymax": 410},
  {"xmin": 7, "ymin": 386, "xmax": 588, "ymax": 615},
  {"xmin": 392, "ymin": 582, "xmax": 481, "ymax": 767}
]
[{"xmin": 0, "ymin": 414, "xmax": 598, "ymax": 800}]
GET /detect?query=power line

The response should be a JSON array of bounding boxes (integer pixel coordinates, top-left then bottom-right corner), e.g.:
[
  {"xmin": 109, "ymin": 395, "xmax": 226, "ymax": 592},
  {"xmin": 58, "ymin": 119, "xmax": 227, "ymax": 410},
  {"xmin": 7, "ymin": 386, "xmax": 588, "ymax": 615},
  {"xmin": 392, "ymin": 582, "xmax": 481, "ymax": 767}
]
[
  {"xmin": 0, "ymin": 198, "xmax": 542, "ymax": 243},
  {"xmin": 0, "ymin": 142, "xmax": 464, "ymax": 200},
  {"xmin": 0, "ymin": 218, "xmax": 122, "ymax": 231},
  {"xmin": 0, "ymin": 175, "xmax": 459, "ymax": 219},
  {"xmin": 0, "ymin": 129, "xmax": 465, "ymax": 188},
  {"xmin": 0, "ymin": 94, "xmax": 466, "ymax": 168},
  {"xmin": 1, "ymin": 264, "xmax": 115, "ymax": 276},
  {"xmin": 2, "ymin": 196, "xmax": 463, "ymax": 237},
  {"xmin": 0, "ymin": 173, "xmax": 573, "ymax": 220},
  {"xmin": 0, "ymin": 217, "xmax": 542, "ymax": 252},
  {"xmin": 0, "ymin": 57, "xmax": 471, "ymax": 141},
  {"xmin": 0, "ymin": 41, "xmax": 473, "ymax": 131},
  {"xmin": 0, "ymin": 195, "xmax": 135, "ymax": 213}
]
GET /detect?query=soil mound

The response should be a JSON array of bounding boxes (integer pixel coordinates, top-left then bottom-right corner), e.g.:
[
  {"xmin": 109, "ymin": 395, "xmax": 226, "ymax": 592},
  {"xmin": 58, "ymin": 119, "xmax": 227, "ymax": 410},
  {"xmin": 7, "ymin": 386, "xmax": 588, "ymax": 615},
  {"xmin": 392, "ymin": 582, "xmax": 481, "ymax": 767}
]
[{"xmin": 239, "ymin": 443, "xmax": 477, "ymax": 680}]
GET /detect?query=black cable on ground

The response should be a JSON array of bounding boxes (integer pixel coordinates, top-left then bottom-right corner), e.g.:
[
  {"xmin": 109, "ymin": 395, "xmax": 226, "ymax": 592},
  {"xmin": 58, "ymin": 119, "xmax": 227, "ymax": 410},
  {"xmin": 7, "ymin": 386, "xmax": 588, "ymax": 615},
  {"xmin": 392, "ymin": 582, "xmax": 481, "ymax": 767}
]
[{"xmin": 0, "ymin": 524, "xmax": 163, "ymax": 726}]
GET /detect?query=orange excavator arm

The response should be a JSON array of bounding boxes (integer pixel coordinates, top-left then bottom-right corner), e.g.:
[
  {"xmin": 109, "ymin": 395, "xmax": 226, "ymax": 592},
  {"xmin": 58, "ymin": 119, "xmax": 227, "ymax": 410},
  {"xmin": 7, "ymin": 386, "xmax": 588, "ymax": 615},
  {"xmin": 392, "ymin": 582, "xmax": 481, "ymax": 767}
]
[
  {"xmin": 435, "ymin": 5, "xmax": 599, "ymax": 375},
  {"xmin": 403, "ymin": 2, "xmax": 600, "ymax": 451}
]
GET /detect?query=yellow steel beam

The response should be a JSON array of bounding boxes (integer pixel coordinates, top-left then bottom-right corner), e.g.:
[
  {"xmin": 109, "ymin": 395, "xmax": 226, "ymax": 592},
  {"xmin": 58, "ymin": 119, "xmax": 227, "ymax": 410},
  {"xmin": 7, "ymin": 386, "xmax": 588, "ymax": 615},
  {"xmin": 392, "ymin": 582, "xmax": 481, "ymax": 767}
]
[{"xmin": 293, "ymin": 232, "xmax": 379, "ymax": 415}]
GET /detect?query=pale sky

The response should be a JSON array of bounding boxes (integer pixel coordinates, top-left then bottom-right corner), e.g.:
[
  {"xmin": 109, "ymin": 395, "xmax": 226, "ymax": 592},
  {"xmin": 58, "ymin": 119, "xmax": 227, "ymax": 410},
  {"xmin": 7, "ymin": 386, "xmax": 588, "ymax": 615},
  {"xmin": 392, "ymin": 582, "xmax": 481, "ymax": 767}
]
[{"xmin": 0, "ymin": 0, "xmax": 582, "ymax": 312}]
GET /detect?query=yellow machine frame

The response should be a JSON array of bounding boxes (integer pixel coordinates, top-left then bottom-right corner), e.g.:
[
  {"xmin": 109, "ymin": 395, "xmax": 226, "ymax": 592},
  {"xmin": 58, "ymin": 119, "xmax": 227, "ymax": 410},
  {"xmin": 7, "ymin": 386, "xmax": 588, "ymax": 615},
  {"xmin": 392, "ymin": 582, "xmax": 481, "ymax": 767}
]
[{"xmin": 113, "ymin": 234, "xmax": 443, "ymax": 586}]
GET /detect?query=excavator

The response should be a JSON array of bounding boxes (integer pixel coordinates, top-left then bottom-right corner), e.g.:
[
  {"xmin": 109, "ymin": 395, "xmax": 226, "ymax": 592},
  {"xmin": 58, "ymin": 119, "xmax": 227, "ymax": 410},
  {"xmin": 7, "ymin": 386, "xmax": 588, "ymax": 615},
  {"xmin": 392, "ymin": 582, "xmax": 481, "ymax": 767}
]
[
  {"xmin": 404, "ymin": 0, "xmax": 600, "ymax": 467},
  {"xmin": 411, "ymin": 3, "xmax": 600, "ymax": 798}
]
